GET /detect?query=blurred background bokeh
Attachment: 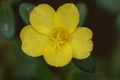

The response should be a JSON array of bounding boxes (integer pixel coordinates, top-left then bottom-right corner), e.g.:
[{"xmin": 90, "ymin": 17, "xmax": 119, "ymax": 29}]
[{"xmin": 0, "ymin": 0, "xmax": 120, "ymax": 80}]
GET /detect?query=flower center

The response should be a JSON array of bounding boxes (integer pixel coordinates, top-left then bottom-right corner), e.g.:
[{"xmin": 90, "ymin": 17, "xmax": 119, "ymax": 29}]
[{"xmin": 50, "ymin": 28, "xmax": 70, "ymax": 45}]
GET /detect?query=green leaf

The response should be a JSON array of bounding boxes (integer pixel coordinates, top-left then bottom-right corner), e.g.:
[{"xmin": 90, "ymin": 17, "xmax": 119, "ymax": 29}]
[
  {"xmin": 35, "ymin": 58, "xmax": 54, "ymax": 80},
  {"xmin": 0, "ymin": 1, "xmax": 16, "ymax": 40},
  {"xmin": 72, "ymin": 55, "xmax": 96, "ymax": 73},
  {"xmin": 96, "ymin": 0, "xmax": 120, "ymax": 14},
  {"xmin": 19, "ymin": 3, "xmax": 35, "ymax": 24},
  {"xmin": 76, "ymin": 3, "xmax": 87, "ymax": 26}
]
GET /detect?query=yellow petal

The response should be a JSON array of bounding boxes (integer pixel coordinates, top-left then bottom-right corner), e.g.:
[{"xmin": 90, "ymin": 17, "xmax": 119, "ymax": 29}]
[
  {"xmin": 43, "ymin": 43, "xmax": 72, "ymax": 67},
  {"xmin": 20, "ymin": 25, "xmax": 50, "ymax": 57},
  {"xmin": 71, "ymin": 27, "xmax": 93, "ymax": 41},
  {"xmin": 70, "ymin": 40, "xmax": 93, "ymax": 59},
  {"xmin": 69, "ymin": 27, "xmax": 93, "ymax": 59},
  {"xmin": 30, "ymin": 4, "xmax": 55, "ymax": 34},
  {"xmin": 54, "ymin": 3, "xmax": 79, "ymax": 34}
]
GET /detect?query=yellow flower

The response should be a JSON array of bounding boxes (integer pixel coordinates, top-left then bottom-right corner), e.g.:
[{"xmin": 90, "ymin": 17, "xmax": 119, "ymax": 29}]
[{"xmin": 20, "ymin": 3, "xmax": 93, "ymax": 67}]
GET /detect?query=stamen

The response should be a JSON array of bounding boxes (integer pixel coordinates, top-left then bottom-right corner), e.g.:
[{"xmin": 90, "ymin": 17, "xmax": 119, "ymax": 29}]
[
  {"xmin": 50, "ymin": 28, "xmax": 70, "ymax": 45},
  {"xmin": 58, "ymin": 38, "xmax": 63, "ymax": 41}
]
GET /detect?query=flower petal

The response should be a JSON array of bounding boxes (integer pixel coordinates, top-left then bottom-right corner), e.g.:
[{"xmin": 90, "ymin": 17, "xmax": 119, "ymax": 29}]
[
  {"xmin": 20, "ymin": 25, "xmax": 50, "ymax": 57},
  {"xmin": 43, "ymin": 43, "xmax": 72, "ymax": 67},
  {"xmin": 71, "ymin": 27, "xmax": 93, "ymax": 41},
  {"xmin": 70, "ymin": 40, "xmax": 93, "ymax": 59},
  {"xmin": 69, "ymin": 27, "xmax": 93, "ymax": 59},
  {"xmin": 54, "ymin": 3, "xmax": 79, "ymax": 34},
  {"xmin": 30, "ymin": 4, "xmax": 55, "ymax": 34}
]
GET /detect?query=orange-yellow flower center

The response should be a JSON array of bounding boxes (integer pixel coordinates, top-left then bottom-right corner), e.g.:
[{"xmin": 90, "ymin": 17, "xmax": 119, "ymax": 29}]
[{"xmin": 50, "ymin": 28, "xmax": 70, "ymax": 45}]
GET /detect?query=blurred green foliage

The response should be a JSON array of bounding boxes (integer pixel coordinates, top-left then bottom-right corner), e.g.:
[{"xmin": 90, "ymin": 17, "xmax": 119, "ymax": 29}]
[
  {"xmin": 116, "ymin": 14, "xmax": 120, "ymax": 32},
  {"xmin": 8, "ymin": 0, "xmax": 22, "ymax": 5},
  {"xmin": 111, "ymin": 38, "xmax": 120, "ymax": 80},
  {"xmin": 0, "ymin": 1, "xmax": 15, "ymax": 40},
  {"xmin": 96, "ymin": 0, "xmax": 120, "ymax": 14},
  {"xmin": 35, "ymin": 58, "xmax": 54, "ymax": 80},
  {"xmin": 76, "ymin": 3, "xmax": 87, "ymax": 27}
]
